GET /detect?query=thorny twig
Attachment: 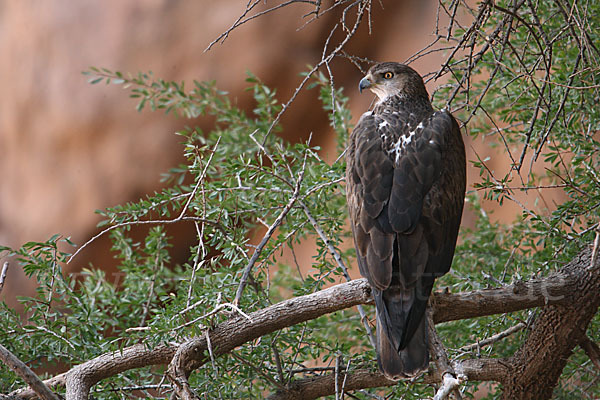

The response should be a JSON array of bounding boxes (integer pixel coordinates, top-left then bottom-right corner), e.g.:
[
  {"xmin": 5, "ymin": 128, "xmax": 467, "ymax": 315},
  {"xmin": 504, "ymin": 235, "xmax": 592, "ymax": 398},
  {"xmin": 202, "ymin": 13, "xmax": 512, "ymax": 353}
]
[
  {"xmin": 255, "ymin": 129, "xmax": 377, "ymax": 347},
  {"xmin": 67, "ymin": 138, "xmax": 222, "ymax": 265},
  {"xmin": 233, "ymin": 145, "xmax": 307, "ymax": 304},
  {"xmin": 262, "ymin": 0, "xmax": 371, "ymax": 142},
  {"xmin": 205, "ymin": 0, "xmax": 323, "ymax": 52}
]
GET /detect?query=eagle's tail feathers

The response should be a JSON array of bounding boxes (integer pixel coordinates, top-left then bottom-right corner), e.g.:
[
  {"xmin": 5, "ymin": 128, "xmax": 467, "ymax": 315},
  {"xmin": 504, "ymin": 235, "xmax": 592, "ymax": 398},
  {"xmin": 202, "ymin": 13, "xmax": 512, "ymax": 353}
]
[{"xmin": 376, "ymin": 309, "xmax": 429, "ymax": 380}]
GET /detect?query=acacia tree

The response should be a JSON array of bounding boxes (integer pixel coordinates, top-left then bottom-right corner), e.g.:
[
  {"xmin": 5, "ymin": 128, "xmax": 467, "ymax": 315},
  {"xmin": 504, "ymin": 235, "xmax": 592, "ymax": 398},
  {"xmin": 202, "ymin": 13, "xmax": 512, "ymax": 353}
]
[{"xmin": 1, "ymin": 1, "xmax": 599, "ymax": 399}]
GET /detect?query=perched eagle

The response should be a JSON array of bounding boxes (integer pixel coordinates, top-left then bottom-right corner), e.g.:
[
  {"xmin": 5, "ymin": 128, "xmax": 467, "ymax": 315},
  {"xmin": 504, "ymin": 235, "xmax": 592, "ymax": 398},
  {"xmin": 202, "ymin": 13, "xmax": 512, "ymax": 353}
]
[{"xmin": 346, "ymin": 62, "xmax": 466, "ymax": 379}]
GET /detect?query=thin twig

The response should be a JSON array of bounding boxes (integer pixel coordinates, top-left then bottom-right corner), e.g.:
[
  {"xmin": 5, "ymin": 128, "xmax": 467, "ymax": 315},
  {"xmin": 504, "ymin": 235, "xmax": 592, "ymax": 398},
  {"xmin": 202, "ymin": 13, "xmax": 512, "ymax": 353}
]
[
  {"xmin": 205, "ymin": 0, "xmax": 317, "ymax": 52},
  {"xmin": 205, "ymin": 330, "xmax": 218, "ymax": 378},
  {"xmin": 0, "ymin": 262, "xmax": 9, "ymax": 295},
  {"xmin": 233, "ymin": 158, "xmax": 306, "ymax": 305},
  {"xmin": 589, "ymin": 228, "xmax": 600, "ymax": 271},
  {"xmin": 187, "ymin": 221, "xmax": 205, "ymax": 308},
  {"xmin": 531, "ymin": 54, "xmax": 581, "ymax": 168},
  {"xmin": 334, "ymin": 352, "xmax": 341, "ymax": 400},
  {"xmin": 286, "ymin": 324, "xmax": 308, "ymax": 382},
  {"xmin": 458, "ymin": 322, "xmax": 525, "ymax": 353},
  {"xmin": 67, "ymin": 138, "xmax": 221, "ymax": 265},
  {"xmin": 171, "ymin": 302, "xmax": 252, "ymax": 332},
  {"xmin": 140, "ymin": 251, "xmax": 161, "ymax": 327},
  {"xmin": 230, "ymin": 351, "xmax": 285, "ymax": 390},
  {"xmin": 262, "ymin": 0, "xmax": 369, "ymax": 142},
  {"xmin": 34, "ymin": 326, "xmax": 76, "ymax": 351},
  {"xmin": 204, "ymin": 0, "xmax": 262, "ymax": 52},
  {"xmin": 271, "ymin": 341, "xmax": 285, "ymax": 383},
  {"xmin": 298, "ymin": 199, "xmax": 376, "ymax": 348}
]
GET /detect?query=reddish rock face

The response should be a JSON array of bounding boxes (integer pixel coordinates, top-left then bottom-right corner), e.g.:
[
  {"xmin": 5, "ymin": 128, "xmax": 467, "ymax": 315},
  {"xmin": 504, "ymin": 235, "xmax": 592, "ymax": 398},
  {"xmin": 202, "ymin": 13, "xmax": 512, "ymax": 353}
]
[{"xmin": 0, "ymin": 1, "xmax": 559, "ymax": 306}]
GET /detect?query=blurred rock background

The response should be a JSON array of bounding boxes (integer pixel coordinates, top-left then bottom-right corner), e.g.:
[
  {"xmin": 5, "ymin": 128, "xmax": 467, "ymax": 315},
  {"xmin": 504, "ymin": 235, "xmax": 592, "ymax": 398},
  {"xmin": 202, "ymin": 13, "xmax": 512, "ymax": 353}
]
[{"xmin": 0, "ymin": 1, "xmax": 542, "ymax": 306}]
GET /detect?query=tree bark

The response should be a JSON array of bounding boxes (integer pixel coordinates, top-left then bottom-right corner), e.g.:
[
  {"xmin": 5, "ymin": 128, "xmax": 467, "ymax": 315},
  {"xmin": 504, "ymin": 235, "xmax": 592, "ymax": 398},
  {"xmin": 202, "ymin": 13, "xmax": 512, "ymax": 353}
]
[
  {"xmin": 501, "ymin": 246, "xmax": 600, "ymax": 399},
  {"xmin": 5, "ymin": 246, "xmax": 598, "ymax": 400},
  {"xmin": 431, "ymin": 266, "xmax": 577, "ymax": 323},
  {"xmin": 0, "ymin": 344, "xmax": 60, "ymax": 400},
  {"xmin": 266, "ymin": 359, "xmax": 510, "ymax": 400}
]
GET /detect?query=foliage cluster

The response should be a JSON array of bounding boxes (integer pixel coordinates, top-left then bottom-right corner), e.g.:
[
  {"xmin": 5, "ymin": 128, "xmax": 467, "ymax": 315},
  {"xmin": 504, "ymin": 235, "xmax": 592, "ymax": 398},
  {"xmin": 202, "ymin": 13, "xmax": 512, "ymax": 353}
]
[
  {"xmin": 432, "ymin": 0, "xmax": 600, "ymax": 396},
  {"xmin": 0, "ymin": 70, "xmax": 379, "ymax": 397}
]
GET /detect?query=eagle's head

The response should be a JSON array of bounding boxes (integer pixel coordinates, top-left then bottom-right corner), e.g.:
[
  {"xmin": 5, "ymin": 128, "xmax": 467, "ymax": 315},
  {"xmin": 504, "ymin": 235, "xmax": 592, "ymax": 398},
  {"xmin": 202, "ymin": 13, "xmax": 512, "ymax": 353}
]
[{"xmin": 359, "ymin": 62, "xmax": 428, "ymax": 102}]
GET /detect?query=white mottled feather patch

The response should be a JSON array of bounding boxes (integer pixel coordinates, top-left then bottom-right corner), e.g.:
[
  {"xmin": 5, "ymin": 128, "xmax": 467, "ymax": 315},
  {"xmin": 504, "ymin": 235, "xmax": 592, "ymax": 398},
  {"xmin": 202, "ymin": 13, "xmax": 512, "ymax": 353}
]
[{"xmin": 387, "ymin": 121, "xmax": 427, "ymax": 162}]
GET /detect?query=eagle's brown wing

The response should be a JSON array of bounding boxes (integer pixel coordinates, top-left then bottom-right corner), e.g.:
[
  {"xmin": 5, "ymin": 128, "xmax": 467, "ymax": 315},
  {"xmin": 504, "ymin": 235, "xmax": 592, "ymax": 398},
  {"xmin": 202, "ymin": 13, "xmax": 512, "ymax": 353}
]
[{"xmin": 346, "ymin": 109, "xmax": 465, "ymax": 377}]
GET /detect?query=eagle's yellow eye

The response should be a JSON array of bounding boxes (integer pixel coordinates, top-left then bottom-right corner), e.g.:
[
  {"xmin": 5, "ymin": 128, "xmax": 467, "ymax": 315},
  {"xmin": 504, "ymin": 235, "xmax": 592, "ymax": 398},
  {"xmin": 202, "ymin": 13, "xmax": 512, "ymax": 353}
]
[{"xmin": 383, "ymin": 72, "xmax": 393, "ymax": 79}]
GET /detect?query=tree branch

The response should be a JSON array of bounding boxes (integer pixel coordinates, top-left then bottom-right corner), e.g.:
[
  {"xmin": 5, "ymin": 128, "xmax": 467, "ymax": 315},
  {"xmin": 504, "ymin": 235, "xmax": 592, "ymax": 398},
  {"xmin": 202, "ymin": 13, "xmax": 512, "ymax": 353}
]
[
  {"xmin": 502, "ymin": 245, "xmax": 600, "ymax": 399},
  {"xmin": 167, "ymin": 278, "xmax": 373, "ymax": 394},
  {"xmin": 0, "ymin": 344, "xmax": 60, "ymax": 400},
  {"xmin": 459, "ymin": 322, "xmax": 525, "ymax": 353},
  {"xmin": 7, "ymin": 246, "xmax": 597, "ymax": 400},
  {"xmin": 431, "ymin": 266, "xmax": 576, "ymax": 323},
  {"xmin": 0, "ymin": 262, "xmax": 8, "ymax": 295},
  {"xmin": 11, "ymin": 280, "xmax": 372, "ymax": 400},
  {"xmin": 266, "ymin": 358, "xmax": 510, "ymax": 400},
  {"xmin": 580, "ymin": 336, "xmax": 600, "ymax": 373},
  {"xmin": 426, "ymin": 310, "xmax": 462, "ymax": 400},
  {"xmin": 64, "ymin": 344, "xmax": 176, "ymax": 400}
]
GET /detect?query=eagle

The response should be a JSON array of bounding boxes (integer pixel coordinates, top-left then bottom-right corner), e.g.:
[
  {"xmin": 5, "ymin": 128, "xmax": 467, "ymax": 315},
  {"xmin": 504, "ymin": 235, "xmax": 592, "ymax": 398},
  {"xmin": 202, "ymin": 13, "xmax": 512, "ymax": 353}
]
[{"xmin": 346, "ymin": 62, "xmax": 466, "ymax": 379}]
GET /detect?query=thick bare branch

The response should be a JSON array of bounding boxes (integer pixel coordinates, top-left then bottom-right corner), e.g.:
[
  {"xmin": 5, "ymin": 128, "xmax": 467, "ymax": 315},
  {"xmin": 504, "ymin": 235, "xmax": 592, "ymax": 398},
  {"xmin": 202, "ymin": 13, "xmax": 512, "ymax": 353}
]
[
  {"xmin": 65, "ymin": 344, "xmax": 176, "ymax": 400},
  {"xmin": 167, "ymin": 279, "xmax": 372, "ymax": 384},
  {"xmin": 431, "ymin": 267, "xmax": 576, "ymax": 323},
  {"xmin": 0, "ymin": 344, "xmax": 60, "ymax": 400},
  {"xmin": 170, "ymin": 264, "xmax": 582, "ymax": 381},
  {"xmin": 7, "ymin": 246, "xmax": 597, "ymax": 400},
  {"xmin": 266, "ymin": 369, "xmax": 396, "ymax": 400},
  {"xmin": 266, "ymin": 358, "xmax": 510, "ymax": 400},
  {"xmin": 9, "ymin": 280, "xmax": 371, "ymax": 400},
  {"xmin": 502, "ymin": 245, "xmax": 600, "ymax": 399}
]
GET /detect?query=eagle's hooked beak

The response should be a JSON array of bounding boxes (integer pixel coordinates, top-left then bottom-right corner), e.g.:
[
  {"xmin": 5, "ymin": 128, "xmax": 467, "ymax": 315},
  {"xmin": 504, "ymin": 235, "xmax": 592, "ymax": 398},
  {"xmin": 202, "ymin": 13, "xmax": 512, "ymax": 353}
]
[{"xmin": 359, "ymin": 76, "xmax": 372, "ymax": 93}]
